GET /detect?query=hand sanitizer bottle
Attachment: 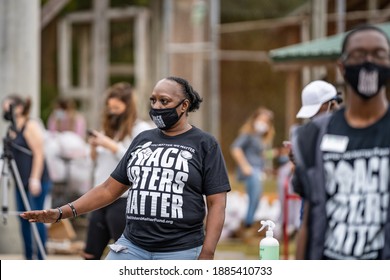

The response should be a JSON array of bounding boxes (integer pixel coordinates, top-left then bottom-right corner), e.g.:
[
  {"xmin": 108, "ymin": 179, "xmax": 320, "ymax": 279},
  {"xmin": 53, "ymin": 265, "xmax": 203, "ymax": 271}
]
[{"xmin": 258, "ymin": 220, "xmax": 279, "ymax": 260}]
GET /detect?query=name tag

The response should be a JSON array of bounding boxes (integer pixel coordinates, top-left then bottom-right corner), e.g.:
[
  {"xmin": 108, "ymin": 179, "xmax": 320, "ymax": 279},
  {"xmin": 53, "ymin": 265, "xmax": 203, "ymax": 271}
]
[{"xmin": 320, "ymin": 134, "xmax": 349, "ymax": 153}]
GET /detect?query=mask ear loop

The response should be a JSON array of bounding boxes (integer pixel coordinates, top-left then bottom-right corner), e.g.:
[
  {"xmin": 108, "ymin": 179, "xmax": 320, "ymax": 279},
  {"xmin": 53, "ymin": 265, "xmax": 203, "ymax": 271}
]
[
  {"xmin": 180, "ymin": 99, "xmax": 190, "ymax": 116},
  {"xmin": 326, "ymin": 100, "xmax": 333, "ymax": 113}
]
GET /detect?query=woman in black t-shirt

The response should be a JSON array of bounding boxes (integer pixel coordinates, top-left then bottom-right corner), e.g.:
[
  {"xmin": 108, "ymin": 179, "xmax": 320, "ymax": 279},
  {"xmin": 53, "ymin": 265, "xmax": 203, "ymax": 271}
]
[{"xmin": 20, "ymin": 77, "xmax": 231, "ymax": 260}]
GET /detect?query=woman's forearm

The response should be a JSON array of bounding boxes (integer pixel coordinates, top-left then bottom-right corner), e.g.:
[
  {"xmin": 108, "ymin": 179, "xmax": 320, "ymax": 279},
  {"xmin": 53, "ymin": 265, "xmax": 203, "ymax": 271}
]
[{"xmin": 199, "ymin": 193, "xmax": 227, "ymax": 259}]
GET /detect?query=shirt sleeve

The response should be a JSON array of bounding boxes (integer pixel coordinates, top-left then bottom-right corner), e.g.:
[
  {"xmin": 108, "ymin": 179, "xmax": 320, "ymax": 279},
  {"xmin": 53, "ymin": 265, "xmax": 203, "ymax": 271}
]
[
  {"xmin": 231, "ymin": 134, "xmax": 249, "ymax": 149},
  {"xmin": 202, "ymin": 142, "xmax": 231, "ymax": 196},
  {"xmin": 110, "ymin": 149, "xmax": 131, "ymax": 186}
]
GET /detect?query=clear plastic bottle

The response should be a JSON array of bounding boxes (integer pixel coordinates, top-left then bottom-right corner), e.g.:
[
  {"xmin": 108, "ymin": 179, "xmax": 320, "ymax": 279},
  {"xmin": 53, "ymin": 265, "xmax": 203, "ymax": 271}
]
[{"xmin": 258, "ymin": 220, "xmax": 279, "ymax": 260}]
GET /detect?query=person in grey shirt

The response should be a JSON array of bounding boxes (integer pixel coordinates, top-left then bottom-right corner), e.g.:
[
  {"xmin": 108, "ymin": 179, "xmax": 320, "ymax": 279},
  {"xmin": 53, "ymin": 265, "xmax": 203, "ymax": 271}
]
[{"xmin": 231, "ymin": 107, "xmax": 275, "ymax": 234}]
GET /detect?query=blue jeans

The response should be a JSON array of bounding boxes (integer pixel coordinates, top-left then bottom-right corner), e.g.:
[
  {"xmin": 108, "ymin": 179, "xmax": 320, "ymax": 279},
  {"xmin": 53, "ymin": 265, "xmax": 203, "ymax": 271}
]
[
  {"xmin": 243, "ymin": 168, "xmax": 262, "ymax": 227},
  {"xmin": 15, "ymin": 180, "xmax": 52, "ymax": 260},
  {"xmin": 105, "ymin": 235, "xmax": 203, "ymax": 260}
]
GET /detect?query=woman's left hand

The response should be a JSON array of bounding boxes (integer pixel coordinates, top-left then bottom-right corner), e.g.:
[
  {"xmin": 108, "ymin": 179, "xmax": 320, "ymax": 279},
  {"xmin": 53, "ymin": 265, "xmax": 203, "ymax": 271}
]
[
  {"xmin": 28, "ymin": 178, "xmax": 42, "ymax": 196},
  {"xmin": 88, "ymin": 131, "xmax": 118, "ymax": 153},
  {"xmin": 20, "ymin": 208, "xmax": 59, "ymax": 223}
]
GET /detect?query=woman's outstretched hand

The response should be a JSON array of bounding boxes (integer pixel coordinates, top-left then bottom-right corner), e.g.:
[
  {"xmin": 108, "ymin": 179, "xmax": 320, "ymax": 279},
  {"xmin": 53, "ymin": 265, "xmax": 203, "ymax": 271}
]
[{"xmin": 20, "ymin": 209, "xmax": 60, "ymax": 223}]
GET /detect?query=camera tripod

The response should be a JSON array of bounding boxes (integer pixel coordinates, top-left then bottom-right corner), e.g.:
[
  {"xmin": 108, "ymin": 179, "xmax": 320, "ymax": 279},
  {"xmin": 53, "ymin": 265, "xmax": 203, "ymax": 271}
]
[{"xmin": 0, "ymin": 126, "xmax": 46, "ymax": 259}]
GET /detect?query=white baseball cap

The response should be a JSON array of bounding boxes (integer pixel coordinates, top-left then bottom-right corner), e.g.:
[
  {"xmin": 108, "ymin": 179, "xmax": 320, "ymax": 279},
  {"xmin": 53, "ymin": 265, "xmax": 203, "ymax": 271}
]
[{"xmin": 296, "ymin": 80, "xmax": 337, "ymax": 119}]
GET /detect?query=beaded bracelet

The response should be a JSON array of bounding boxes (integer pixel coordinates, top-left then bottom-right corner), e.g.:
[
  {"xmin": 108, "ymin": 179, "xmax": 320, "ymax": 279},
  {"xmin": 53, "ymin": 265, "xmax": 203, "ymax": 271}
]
[
  {"xmin": 67, "ymin": 203, "xmax": 78, "ymax": 218},
  {"xmin": 55, "ymin": 207, "xmax": 63, "ymax": 223}
]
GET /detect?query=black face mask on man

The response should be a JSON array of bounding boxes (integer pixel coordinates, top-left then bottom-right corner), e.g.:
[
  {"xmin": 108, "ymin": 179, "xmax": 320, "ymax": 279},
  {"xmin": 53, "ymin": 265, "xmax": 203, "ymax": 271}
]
[
  {"xmin": 344, "ymin": 62, "xmax": 390, "ymax": 99},
  {"xmin": 149, "ymin": 99, "xmax": 186, "ymax": 130}
]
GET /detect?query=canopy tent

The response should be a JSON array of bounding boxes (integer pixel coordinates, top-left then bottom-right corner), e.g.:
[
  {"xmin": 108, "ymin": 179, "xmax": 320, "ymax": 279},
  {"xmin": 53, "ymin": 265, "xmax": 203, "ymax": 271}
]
[{"xmin": 269, "ymin": 21, "xmax": 390, "ymax": 64}]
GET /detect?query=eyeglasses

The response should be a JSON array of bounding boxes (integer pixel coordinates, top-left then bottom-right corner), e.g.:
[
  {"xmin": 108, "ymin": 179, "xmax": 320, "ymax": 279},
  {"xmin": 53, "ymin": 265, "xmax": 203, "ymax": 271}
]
[
  {"xmin": 324, "ymin": 99, "xmax": 340, "ymax": 114},
  {"xmin": 341, "ymin": 49, "xmax": 390, "ymax": 64},
  {"xmin": 330, "ymin": 94, "xmax": 343, "ymax": 105}
]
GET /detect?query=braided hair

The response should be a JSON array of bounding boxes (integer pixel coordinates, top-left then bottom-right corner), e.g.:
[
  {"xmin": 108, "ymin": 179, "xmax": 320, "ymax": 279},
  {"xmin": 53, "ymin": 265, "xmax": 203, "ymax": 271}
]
[{"xmin": 166, "ymin": 76, "xmax": 203, "ymax": 113}]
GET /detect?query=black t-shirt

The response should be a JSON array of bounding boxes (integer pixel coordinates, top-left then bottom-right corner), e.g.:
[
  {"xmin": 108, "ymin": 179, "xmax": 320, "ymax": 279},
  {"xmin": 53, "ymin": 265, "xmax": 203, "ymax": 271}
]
[
  {"xmin": 111, "ymin": 126, "xmax": 231, "ymax": 252},
  {"xmin": 322, "ymin": 108, "xmax": 390, "ymax": 259}
]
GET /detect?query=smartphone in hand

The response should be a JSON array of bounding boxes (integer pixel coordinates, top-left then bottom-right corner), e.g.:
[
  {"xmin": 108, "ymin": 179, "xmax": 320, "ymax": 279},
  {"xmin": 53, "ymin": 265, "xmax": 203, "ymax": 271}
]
[{"xmin": 87, "ymin": 129, "xmax": 96, "ymax": 137}]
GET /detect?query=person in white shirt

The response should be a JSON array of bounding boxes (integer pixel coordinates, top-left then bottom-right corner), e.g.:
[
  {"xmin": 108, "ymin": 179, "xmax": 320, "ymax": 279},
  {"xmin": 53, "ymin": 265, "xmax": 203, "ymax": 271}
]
[{"xmin": 82, "ymin": 82, "xmax": 152, "ymax": 260}]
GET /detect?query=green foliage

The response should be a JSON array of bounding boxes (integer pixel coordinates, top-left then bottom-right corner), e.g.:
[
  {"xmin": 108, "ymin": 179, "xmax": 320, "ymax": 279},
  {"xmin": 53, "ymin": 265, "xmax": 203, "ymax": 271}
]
[
  {"xmin": 111, "ymin": 0, "xmax": 150, "ymax": 7},
  {"xmin": 53, "ymin": 0, "xmax": 151, "ymax": 12},
  {"xmin": 40, "ymin": 84, "xmax": 59, "ymax": 125},
  {"xmin": 110, "ymin": 21, "xmax": 135, "ymax": 63},
  {"xmin": 110, "ymin": 76, "xmax": 134, "ymax": 86},
  {"xmin": 61, "ymin": 0, "xmax": 92, "ymax": 13}
]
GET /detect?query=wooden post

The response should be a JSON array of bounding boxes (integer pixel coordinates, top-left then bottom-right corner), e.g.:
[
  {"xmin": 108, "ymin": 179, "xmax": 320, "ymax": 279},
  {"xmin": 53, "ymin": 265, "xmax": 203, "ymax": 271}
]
[
  {"xmin": 336, "ymin": 0, "xmax": 346, "ymax": 33},
  {"xmin": 78, "ymin": 27, "xmax": 90, "ymax": 91},
  {"xmin": 191, "ymin": 0, "xmax": 206, "ymax": 133},
  {"xmin": 134, "ymin": 9, "xmax": 151, "ymax": 119},
  {"xmin": 57, "ymin": 18, "xmax": 72, "ymax": 97},
  {"xmin": 285, "ymin": 71, "xmax": 300, "ymax": 138},
  {"xmin": 368, "ymin": 0, "xmax": 378, "ymax": 23},
  {"xmin": 41, "ymin": 0, "xmax": 70, "ymax": 29},
  {"xmin": 311, "ymin": 0, "xmax": 327, "ymax": 79},
  {"xmin": 300, "ymin": 17, "xmax": 311, "ymax": 90},
  {"xmin": 209, "ymin": 0, "xmax": 220, "ymax": 139},
  {"xmin": 91, "ymin": 0, "xmax": 109, "ymax": 129}
]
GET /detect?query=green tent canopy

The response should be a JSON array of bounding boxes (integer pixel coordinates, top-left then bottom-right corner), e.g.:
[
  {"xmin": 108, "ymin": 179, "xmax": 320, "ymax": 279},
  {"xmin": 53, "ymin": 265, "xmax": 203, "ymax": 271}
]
[{"xmin": 269, "ymin": 22, "xmax": 390, "ymax": 63}]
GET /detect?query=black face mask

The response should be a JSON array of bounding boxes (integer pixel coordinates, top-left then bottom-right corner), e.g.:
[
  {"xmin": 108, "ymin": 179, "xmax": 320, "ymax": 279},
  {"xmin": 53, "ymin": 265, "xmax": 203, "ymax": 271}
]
[
  {"xmin": 149, "ymin": 99, "xmax": 186, "ymax": 130},
  {"xmin": 108, "ymin": 113, "xmax": 125, "ymax": 130},
  {"xmin": 344, "ymin": 62, "xmax": 390, "ymax": 99}
]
